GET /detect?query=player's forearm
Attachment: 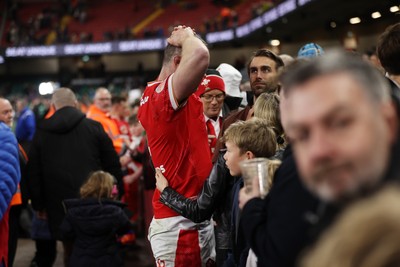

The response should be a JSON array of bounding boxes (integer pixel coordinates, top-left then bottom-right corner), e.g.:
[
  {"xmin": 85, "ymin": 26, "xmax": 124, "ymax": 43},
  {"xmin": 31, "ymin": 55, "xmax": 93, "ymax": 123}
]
[
  {"xmin": 173, "ymin": 36, "xmax": 209, "ymax": 101},
  {"xmin": 181, "ymin": 36, "xmax": 209, "ymax": 75},
  {"xmin": 160, "ymin": 186, "xmax": 212, "ymax": 223}
]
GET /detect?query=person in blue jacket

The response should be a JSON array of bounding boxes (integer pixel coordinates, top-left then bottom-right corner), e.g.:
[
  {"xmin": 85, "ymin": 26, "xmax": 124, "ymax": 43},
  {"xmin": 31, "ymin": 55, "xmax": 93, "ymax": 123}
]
[
  {"xmin": 15, "ymin": 98, "xmax": 36, "ymax": 152},
  {"xmin": 0, "ymin": 121, "xmax": 20, "ymax": 267}
]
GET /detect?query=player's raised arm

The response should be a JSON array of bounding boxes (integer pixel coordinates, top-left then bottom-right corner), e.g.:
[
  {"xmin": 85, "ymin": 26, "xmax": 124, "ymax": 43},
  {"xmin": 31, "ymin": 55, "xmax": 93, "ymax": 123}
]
[{"xmin": 167, "ymin": 26, "xmax": 209, "ymax": 104}]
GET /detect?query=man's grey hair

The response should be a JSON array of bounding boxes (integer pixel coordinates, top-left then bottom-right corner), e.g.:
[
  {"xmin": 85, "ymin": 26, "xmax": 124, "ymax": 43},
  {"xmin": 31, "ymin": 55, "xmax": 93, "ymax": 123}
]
[
  {"xmin": 94, "ymin": 87, "xmax": 110, "ymax": 99},
  {"xmin": 280, "ymin": 50, "xmax": 391, "ymax": 104},
  {"xmin": 52, "ymin": 87, "xmax": 77, "ymax": 110}
]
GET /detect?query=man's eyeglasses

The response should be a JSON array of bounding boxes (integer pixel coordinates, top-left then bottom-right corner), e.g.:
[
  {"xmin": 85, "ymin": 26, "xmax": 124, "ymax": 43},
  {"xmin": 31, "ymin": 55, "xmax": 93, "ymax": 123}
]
[{"xmin": 201, "ymin": 93, "xmax": 225, "ymax": 102}]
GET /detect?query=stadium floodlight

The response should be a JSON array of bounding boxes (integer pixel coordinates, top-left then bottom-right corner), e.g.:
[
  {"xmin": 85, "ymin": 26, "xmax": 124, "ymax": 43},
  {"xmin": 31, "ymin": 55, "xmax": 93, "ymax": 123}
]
[
  {"xmin": 349, "ymin": 17, "xmax": 361, "ymax": 24},
  {"xmin": 371, "ymin": 12, "xmax": 381, "ymax": 19},
  {"xmin": 38, "ymin": 82, "xmax": 58, "ymax": 95}
]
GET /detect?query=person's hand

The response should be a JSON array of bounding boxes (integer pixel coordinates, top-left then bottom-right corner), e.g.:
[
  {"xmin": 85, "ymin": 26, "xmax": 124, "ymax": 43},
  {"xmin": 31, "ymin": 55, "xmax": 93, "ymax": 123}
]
[
  {"xmin": 239, "ymin": 177, "xmax": 261, "ymax": 210},
  {"xmin": 167, "ymin": 25, "xmax": 195, "ymax": 47},
  {"xmin": 155, "ymin": 168, "xmax": 169, "ymax": 192}
]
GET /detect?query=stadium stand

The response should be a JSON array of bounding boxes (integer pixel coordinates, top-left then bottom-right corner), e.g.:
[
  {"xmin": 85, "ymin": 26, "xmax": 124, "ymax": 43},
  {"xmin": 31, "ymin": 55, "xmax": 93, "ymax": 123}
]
[{"xmin": 2, "ymin": 0, "xmax": 276, "ymax": 45}]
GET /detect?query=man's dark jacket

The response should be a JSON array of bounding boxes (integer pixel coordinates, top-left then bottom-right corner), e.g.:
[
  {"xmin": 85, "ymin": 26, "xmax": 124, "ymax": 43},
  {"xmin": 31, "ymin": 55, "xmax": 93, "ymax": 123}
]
[{"xmin": 27, "ymin": 106, "xmax": 122, "ymax": 239}]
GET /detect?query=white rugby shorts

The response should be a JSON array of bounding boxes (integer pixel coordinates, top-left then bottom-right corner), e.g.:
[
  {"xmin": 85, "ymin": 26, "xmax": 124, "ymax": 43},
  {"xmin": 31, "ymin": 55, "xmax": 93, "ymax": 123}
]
[{"xmin": 148, "ymin": 216, "xmax": 216, "ymax": 267}]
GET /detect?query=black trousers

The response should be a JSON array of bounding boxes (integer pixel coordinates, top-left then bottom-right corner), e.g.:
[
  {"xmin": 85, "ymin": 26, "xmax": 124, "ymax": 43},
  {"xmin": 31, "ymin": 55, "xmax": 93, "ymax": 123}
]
[
  {"xmin": 33, "ymin": 239, "xmax": 57, "ymax": 267},
  {"xmin": 8, "ymin": 205, "xmax": 21, "ymax": 267},
  {"xmin": 216, "ymin": 248, "xmax": 230, "ymax": 267}
]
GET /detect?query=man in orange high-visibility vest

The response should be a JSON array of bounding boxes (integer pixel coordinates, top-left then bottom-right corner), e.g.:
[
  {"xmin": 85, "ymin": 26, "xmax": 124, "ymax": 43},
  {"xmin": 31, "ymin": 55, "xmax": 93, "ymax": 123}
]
[{"xmin": 87, "ymin": 88, "xmax": 124, "ymax": 154}]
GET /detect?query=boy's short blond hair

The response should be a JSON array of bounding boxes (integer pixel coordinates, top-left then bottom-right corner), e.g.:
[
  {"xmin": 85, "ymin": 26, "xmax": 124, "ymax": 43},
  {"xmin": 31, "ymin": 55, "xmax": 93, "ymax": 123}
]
[{"xmin": 222, "ymin": 118, "xmax": 277, "ymax": 158}]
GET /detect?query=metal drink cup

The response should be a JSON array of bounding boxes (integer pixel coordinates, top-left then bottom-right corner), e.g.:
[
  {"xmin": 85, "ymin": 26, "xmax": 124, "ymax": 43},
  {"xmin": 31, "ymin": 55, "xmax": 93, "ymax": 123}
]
[{"xmin": 239, "ymin": 157, "xmax": 271, "ymax": 198}]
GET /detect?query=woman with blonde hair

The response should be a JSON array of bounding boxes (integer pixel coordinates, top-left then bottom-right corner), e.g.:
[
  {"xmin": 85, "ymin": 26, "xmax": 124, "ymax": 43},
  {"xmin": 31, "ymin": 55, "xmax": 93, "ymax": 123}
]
[
  {"xmin": 253, "ymin": 92, "xmax": 287, "ymax": 156},
  {"xmin": 61, "ymin": 171, "xmax": 131, "ymax": 267}
]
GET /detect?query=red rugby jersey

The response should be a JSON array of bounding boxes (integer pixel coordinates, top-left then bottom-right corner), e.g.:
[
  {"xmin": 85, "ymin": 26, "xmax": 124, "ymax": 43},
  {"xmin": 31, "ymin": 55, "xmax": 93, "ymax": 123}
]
[{"xmin": 138, "ymin": 74, "xmax": 212, "ymax": 218}]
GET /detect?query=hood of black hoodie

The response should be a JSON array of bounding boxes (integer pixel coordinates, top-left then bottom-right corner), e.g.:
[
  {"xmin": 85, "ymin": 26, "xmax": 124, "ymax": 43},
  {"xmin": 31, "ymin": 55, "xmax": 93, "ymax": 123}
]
[
  {"xmin": 38, "ymin": 106, "xmax": 85, "ymax": 134},
  {"xmin": 63, "ymin": 198, "xmax": 127, "ymax": 236}
]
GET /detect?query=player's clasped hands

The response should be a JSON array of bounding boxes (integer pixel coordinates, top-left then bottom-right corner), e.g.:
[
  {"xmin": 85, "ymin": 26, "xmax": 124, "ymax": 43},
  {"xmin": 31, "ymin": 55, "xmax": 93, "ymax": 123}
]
[{"xmin": 167, "ymin": 25, "xmax": 196, "ymax": 47}]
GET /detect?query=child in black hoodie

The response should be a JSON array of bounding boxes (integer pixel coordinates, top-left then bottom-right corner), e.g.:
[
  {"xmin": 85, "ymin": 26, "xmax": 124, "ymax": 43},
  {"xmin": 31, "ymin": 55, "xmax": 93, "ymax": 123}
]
[{"xmin": 61, "ymin": 171, "xmax": 131, "ymax": 267}]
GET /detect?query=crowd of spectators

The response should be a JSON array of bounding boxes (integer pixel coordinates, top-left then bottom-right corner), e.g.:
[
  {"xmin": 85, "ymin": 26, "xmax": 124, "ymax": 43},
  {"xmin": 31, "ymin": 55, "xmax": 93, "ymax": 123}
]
[
  {"xmin": 3, "ymin": 0, "xmax": 279, "ymax": 47},
  {"xmin": 5, "ymin": 0, "xmax": 89, "ymax": 46},
  {"xmin": 0, "ymin": 21, "xmax": 399, "ymax": 267}
]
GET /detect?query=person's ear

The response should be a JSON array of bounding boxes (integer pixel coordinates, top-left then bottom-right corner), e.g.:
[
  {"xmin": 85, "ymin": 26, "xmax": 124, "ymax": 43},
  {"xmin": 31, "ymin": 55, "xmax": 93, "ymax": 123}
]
[
  {"xmin": 246, "ymin": 151, "xmax": 255, "ymax": 159},
  {"xmin": 382, "ymin": 101, "xmax": 398, "ymax": 144},
  {"xmin": 174, "ymin": 56, "xmax": 181, "ymax": 66}
]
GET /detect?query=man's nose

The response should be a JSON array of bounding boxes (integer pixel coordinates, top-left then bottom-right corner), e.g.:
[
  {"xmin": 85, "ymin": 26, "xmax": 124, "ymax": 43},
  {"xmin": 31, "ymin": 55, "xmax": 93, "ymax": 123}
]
[
  {"xmin": 308, "ymin": 128, "xmax": 334, "ymax": 163},
  {"xmin": 256, "ymin": 70, "xmax": 263, "ymax": 79}
]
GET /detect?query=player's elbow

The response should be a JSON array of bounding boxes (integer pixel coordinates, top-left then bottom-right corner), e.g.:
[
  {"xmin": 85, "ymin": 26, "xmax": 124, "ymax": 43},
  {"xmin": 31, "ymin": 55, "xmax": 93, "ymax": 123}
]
[{"xmin": 193, "ymin": 47, "xmax": 210, "ymax": 71}]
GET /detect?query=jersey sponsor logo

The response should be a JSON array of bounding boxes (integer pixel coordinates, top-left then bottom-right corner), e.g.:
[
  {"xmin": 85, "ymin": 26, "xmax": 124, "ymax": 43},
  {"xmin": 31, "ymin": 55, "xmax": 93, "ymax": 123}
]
[{"xmin": 140, "ymin": 96, "xmax": 149, "ymax": 106}]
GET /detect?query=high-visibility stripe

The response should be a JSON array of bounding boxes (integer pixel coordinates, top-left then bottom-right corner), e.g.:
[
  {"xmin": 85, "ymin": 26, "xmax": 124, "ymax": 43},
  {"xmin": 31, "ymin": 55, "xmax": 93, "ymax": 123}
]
[
  {"xmin": 18, "ymin": 144, "xmax": 28, "ymax": 161},
  {"xmin": 11, "ymin": 144, "xmax": 27, "ymax": 206},
  {"xmin": 10, "ymin": 185, "xmax": 22, "ymax": 206}
]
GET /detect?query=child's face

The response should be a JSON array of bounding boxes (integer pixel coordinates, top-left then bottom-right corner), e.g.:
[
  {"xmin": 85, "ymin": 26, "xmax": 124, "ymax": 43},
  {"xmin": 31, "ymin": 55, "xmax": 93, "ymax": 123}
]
[
  {"xmin": 129, "ymin": 123, "xmax": 144, "ymax": 137},
  {"xmin": 224, "ymin": 141, "xmax": 248, "ymax": 176}
]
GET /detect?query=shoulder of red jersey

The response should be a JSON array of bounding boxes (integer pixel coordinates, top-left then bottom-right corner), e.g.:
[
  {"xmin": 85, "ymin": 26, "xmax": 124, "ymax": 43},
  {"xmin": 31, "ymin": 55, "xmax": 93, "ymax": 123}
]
[{"xmin": 141, "ymin": 74, "xmax": 185, "ymax": 111}]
